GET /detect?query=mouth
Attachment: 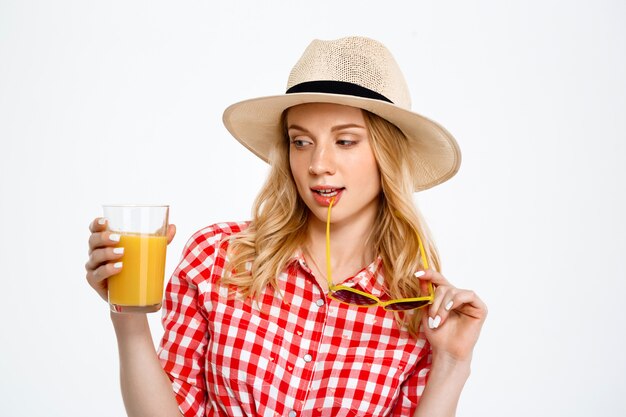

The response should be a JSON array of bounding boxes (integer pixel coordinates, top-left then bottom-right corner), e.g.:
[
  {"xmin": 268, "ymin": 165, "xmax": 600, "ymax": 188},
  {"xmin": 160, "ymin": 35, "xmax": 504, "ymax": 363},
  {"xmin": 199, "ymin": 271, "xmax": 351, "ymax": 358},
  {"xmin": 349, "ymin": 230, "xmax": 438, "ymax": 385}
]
[
  {"xmin": 312, "ymin": 187, "xmax": 344, "ymax": 197},
  {"xmin": 310, "ymin": 186, "xmax": 345, "ymax": 206}
]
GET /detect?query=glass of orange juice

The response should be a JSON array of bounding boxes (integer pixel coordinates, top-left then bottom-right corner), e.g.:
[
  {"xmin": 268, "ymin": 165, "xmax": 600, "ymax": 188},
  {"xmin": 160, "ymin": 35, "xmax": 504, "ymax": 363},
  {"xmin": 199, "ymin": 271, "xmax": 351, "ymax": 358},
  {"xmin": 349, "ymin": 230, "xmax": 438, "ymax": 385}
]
[{"xmin": 103, "ymin": 205, "xmax": 169, "ymax": 313}]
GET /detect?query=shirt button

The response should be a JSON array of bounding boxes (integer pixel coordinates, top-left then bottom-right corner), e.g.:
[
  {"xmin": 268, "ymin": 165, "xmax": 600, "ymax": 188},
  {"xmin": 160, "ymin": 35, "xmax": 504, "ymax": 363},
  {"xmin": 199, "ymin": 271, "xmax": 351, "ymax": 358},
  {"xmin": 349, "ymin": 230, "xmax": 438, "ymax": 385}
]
[
  {"xmin": 288, "ymin": 410, "xmax": 297, "ymax": 417},
  {"xmin": 303, "ymin": 354, "xmax": 313, "ymax": 362},
  {"xmin": 316, "ymin": 299, "xmax": 325, "ymax": 307}
]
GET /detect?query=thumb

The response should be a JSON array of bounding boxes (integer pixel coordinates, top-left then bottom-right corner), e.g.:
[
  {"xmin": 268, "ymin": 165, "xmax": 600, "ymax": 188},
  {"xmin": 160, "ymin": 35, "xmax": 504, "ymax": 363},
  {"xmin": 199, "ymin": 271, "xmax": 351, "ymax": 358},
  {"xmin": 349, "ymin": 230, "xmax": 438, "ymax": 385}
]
[{"xmin": 166, "ymin": 224, "xmax": 177, "ymax": 244}]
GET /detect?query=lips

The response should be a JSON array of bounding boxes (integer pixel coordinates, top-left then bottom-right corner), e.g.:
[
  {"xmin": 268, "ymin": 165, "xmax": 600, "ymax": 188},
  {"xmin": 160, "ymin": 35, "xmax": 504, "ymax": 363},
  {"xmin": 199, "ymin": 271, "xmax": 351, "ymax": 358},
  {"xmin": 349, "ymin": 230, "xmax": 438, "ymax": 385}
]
[{"xmin": 311, "ymin": 186, "xmax": 344, "ymax": 206}]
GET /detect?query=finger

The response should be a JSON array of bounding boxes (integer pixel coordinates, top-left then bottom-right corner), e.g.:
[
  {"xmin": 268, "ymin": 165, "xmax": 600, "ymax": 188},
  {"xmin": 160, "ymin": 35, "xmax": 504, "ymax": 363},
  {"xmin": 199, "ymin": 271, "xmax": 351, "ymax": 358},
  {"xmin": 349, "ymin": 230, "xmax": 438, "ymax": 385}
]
[
  {"xmin": 86, "ymin": 260, "xmax": 123, "ymax": 286},
  {"xmin": 85, "ymin": 265, "xmax": 117, "ymax": 302},
  {"xmin": 429, "ymin": 287, "xmax": 462, "ymax": 329},
  {"xmin": 414, "ymin": 269, "xmax": 454, "ymax": 321},
  {"xmin": 428, "ymin": 284, "xmax": 446, "ymax": 317},
  {"xmin": 166, "ymin": 224, "xmax": 176, "ymax": 245},
  {"xmin": 85, "ymin": 246, "xmax": 125, "ymax": 271},
  {"xmin": 89, "ymin": 217, "xmax": 108, "ymax": 233},
  {"xmin": 422, "ymin": 312, "xmax": 444, "ymax": 335},
  {"xmin": 446, "ymin": 289, "xmax": 488, "ymax": 321},
  {"xmin": 88, "ymin": 230, "xmax": 121, "ymax": 254},
  {"xmin": 428, "ymin": 285, "xmax": 456, "ymax": 328},
  {"xmin": 430, "ymin": 289, "xmax": 488, "ymax": 331},
  {"xmin": 415, "ymin": 268, "xmax": 452, "ymax": 288}
]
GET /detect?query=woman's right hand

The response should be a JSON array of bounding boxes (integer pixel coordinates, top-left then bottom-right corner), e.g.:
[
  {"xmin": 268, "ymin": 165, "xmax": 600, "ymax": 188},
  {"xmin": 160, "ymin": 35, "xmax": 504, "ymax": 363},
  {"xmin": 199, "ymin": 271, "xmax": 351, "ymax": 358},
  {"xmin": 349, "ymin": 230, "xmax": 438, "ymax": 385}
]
[{"xmin": 85, "ymin": 217, "xmax": 176, "ymax": 302}]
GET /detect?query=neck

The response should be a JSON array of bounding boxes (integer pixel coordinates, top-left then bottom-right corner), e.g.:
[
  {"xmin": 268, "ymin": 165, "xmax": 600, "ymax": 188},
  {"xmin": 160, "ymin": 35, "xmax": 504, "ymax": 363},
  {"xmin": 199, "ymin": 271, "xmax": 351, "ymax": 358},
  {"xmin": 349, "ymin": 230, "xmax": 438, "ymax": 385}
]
[{"xmin": 305, "ymin": 212, "xmax": 376, "ymax": 283}]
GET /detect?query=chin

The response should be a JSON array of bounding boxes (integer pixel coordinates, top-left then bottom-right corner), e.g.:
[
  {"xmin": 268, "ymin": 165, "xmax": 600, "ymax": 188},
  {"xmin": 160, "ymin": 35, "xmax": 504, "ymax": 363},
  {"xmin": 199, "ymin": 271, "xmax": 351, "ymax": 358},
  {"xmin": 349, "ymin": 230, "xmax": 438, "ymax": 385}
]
[{"xmin": 306, "ymin": 203, "xmax": 336, "ymax": 224}]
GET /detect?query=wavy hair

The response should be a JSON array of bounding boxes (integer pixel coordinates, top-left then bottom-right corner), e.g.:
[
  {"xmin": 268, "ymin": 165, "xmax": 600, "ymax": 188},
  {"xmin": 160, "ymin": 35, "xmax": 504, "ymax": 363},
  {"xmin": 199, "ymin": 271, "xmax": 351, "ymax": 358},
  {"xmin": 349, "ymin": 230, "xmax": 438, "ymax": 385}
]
[
  {"xmin": 222, "ymin": 109, "xmax": 440, "ymax": 336},
  {"xmin": 364, "ymin": 111, "xmax": 441, "ymax": 335}
]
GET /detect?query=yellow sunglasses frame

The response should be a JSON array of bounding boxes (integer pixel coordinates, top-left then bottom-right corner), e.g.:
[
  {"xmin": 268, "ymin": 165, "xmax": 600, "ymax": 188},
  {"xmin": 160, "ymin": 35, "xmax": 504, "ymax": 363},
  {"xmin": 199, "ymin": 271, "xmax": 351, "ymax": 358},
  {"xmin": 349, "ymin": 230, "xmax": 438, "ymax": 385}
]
[{"xmin": 324, "ymin": 198, "xmax": 434, "ymax": 311}]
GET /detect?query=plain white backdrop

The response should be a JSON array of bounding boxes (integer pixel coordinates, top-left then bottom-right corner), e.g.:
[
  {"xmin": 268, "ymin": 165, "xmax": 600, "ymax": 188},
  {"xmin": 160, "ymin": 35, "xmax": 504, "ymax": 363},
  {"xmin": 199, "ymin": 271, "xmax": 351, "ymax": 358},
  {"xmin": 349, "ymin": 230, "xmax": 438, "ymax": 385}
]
[{"xmin": 1, "ymin": 1, "xmax": 625, "ymax": 416}]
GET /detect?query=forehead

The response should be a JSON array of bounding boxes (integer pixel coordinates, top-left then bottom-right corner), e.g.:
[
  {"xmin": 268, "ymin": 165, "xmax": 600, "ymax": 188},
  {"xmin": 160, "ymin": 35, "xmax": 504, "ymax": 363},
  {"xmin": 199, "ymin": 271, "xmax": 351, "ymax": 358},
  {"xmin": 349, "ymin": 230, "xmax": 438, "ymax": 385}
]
[{"xmin": 285, "ymin": 103, "xmax": 366, "ymax": 126}]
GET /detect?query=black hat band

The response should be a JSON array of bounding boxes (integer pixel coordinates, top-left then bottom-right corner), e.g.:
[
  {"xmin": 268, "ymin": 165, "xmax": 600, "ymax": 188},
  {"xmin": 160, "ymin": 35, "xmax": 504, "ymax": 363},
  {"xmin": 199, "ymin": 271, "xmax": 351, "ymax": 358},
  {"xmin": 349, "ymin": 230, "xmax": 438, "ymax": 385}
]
[{"xmin": 286, "ymin": 80, "xmax": 393, "ymax": 104}]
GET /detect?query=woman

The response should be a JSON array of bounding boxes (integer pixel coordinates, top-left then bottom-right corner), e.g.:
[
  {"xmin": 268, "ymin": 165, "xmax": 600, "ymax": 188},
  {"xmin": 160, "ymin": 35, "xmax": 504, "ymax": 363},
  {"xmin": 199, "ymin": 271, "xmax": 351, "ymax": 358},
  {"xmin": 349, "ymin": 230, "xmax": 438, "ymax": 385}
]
[{"xmin": 86, "ymin": 36, "xmax": 487, "ymax": 417}]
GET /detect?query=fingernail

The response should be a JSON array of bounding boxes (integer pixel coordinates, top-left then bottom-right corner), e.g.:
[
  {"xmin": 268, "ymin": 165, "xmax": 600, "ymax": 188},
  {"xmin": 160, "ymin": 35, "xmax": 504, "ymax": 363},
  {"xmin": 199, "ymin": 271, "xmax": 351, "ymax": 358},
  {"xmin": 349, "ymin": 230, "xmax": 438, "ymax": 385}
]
[
  {"xmin": 414, "ymin": 270, "xmax": 425, "ymax": 278},
  {"xmin": 445, "ymin": 300, "xmax": 453, "ymax": 311},
  {"xmin": 113, "ymin": 262, "xmax": 123, "ymax": 269},
  {"xmin": 109, "ymin": 233, "xmax": 120, "ymax": 242},
  {"xmin": 428, "ymin": 316, "xmax": 434, "ymax": 329},
  {"xmin": 98, "ymin": 218, "xmax": 107, "ymax": 225},
  {"xmin": 113, "ymin": 247, "xmax": 124, "ymax": 255},
  {"xmin": 433, "ymin": 315, "xmax": 441, "ymax": 329}
]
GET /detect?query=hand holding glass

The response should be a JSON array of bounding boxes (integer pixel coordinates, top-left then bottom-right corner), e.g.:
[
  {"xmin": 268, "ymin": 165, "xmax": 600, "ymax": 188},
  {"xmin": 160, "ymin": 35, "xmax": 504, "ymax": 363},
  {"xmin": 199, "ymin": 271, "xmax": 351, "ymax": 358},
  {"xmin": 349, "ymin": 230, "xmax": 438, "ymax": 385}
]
[{"xmin": 103, "ymin": 205, "xmax": 169, "ymax": 313}]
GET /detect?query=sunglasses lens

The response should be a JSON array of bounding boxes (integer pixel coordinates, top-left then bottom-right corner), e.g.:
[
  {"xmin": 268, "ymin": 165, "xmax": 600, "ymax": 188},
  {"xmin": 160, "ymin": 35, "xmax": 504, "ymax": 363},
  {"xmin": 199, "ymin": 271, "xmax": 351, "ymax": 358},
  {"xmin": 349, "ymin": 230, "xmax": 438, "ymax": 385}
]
[
  {"xmin": 384, "ymin": 299, "xmax": 430, "ymax": 311},
  {"xmin": 331, "ymin": 289, "xmax": 378, "ymax": 306}
]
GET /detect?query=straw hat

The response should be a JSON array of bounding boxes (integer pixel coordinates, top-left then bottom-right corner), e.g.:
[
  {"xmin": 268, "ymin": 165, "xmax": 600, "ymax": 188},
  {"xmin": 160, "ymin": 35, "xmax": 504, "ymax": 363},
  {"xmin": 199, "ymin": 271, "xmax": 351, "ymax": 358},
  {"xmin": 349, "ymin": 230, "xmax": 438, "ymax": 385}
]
[{"xmin": 222, "ymin": 36, "xmax": 461, "ymax": 191}]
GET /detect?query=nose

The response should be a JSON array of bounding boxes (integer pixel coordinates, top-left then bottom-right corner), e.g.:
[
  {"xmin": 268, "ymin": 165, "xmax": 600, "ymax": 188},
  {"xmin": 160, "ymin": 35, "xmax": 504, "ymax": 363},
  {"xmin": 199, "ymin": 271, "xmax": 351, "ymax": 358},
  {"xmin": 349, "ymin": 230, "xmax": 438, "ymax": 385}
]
[{"xmin": 308, "ymin": 143, "xmax": 336, "ymax": 176}]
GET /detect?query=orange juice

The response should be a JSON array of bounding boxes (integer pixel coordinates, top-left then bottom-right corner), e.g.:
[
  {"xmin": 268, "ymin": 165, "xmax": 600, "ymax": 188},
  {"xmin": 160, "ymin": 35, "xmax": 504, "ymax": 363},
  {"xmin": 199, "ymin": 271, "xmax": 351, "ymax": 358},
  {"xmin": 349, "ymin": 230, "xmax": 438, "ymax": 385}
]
[{"xmin": 108, "ymin": 233, "xmax": 167, "ymax": 310}]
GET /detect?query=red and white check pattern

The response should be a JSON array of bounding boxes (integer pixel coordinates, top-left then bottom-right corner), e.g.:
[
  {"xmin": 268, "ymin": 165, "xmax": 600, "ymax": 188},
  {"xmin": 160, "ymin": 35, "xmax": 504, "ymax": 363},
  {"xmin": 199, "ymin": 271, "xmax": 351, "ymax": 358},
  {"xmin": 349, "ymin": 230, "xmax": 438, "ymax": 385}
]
[{"xmin": 158, "ymin": 222, "xmax": 431, "ymax": 417}]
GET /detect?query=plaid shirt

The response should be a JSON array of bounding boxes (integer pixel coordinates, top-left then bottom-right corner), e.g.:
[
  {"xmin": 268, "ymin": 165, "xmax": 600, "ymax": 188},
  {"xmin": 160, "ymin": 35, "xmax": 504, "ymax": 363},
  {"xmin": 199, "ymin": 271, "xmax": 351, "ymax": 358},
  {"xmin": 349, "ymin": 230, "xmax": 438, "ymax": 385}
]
[{"xmin": 158, "ymin": 222, "xmax": 431, "ymax": 417}]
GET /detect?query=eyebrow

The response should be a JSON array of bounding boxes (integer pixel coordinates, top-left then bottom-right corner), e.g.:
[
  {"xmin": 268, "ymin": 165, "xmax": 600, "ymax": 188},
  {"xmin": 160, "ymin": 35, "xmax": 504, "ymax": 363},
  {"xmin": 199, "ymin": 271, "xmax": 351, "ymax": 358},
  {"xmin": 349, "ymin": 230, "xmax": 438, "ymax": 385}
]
[{"xmin": 287, "ymin": 123, "xmax": 366, "ymax": 133}]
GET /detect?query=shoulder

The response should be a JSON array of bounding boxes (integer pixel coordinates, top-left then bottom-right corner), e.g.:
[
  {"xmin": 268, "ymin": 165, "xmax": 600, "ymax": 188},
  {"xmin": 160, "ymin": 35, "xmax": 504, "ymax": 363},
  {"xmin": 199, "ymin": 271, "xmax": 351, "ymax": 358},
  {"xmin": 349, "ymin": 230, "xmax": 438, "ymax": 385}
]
[
  {"xmin": 172, "ymin": 221, "xmax": 250, "ymax": 286},
  {"xmin": 187, "ymin": 221, "xmax": 250, "ymax": 245},
  {"xmin": 183, "ymin": 221, "xmax": 250, "ymax": 255}
]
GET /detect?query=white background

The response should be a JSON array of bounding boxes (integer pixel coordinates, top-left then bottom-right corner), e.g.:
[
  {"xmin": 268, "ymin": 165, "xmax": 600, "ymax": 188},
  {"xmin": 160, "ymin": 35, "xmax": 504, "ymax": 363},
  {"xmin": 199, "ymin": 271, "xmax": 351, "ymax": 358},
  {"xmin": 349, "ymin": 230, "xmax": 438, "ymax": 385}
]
[{"xmin": 1, "ymin": 1, "xmax": 625, "ymax": 416}]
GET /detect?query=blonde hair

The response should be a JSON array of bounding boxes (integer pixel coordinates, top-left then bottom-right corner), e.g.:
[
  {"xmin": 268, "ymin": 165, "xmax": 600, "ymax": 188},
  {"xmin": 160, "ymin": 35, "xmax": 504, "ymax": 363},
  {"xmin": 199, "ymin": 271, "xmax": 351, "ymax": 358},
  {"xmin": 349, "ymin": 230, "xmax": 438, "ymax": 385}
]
[
  {"xmin": 223, "ymin": 109, "xmax": 440, "ymax": 336},
  {"xmin": 364, "ymin": 111, "xmax": 441, "ymax": 335}
]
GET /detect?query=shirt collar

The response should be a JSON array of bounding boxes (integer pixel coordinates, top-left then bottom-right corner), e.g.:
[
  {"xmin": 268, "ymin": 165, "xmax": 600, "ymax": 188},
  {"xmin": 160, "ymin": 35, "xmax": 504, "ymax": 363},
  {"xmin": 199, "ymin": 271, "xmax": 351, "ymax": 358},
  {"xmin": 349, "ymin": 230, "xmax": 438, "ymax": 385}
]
[{"xmin": 290, "ymin": 250, "xmax": 386, "ymax": 298}]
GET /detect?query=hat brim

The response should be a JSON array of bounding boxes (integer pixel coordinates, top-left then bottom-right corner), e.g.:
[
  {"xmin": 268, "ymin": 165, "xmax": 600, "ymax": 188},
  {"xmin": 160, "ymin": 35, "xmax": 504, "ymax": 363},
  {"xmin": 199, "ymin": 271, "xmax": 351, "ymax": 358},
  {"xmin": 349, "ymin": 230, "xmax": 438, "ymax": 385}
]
[{"xmin": 222, "ymin": 92, "xmax": 461, "ymax": 192}]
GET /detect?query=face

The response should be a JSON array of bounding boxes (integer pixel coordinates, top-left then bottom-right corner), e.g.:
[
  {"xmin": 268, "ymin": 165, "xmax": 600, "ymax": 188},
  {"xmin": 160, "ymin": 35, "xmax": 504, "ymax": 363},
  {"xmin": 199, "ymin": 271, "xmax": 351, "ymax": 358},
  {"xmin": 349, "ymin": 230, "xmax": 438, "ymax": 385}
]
[{"xmin": 287, "ymin": 103, "xmax": 381, "ymax": 228}]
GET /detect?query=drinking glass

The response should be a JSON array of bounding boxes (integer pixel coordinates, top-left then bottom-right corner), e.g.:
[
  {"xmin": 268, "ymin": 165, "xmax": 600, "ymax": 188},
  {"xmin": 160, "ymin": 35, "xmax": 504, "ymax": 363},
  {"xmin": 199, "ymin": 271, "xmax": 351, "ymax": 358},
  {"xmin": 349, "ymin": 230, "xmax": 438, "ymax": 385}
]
[{"xmin": 102, "ymin": 205, "xmax": 169, "ymax": 313}]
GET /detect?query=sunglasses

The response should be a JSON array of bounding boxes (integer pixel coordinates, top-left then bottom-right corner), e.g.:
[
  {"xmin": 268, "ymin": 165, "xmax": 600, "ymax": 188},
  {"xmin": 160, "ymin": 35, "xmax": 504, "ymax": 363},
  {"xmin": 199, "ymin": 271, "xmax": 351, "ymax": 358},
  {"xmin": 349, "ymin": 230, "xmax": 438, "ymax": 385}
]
[{"xmin": 323, "ymin": 198, "xmax": 434, "ymax": 311}]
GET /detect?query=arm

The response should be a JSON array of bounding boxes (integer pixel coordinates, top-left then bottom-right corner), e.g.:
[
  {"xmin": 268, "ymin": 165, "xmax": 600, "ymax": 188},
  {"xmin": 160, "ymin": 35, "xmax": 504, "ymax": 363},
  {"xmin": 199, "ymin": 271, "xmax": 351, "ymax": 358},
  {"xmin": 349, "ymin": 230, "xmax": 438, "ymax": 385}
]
[
  {"xmin": 413, "ymin": 353, "xmax": 471, "ymax": 417},
  {"xmin": 86, "ymin": 218, "xmax": 182, "ymax": 417},
  {"xmin": 413, "ymin": 270, "xmax": 488, "ymax": 417},
  {"xmin": 112, "ymin": 313, "xmax": 183, "ymax": 417}
]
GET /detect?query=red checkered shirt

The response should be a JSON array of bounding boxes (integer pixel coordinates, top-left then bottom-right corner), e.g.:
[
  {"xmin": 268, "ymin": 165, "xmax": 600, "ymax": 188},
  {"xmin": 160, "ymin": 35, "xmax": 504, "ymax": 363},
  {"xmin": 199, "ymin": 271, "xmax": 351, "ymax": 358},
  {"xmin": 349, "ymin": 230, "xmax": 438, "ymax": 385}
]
[{"xmin": 158, "ymin": 222, "xmax": 432, "ymax": 417}]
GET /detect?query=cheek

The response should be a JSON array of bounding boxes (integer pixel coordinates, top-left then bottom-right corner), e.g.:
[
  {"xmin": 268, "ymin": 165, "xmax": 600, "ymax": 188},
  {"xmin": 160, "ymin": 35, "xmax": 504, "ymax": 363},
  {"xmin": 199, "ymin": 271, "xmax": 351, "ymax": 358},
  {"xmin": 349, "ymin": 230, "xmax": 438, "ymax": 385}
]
[
  {"xmin": 289, "ymin": 156, "xmax": 296, "ymax": 179},
  {"xmin": 289, "ymin": 156, "xmax": 306, "ymax": 188},
  {"xmin": 354, "ymin": 154, "xmax": 381, "ymax": 189},
  {"xmin": 369, "ymin": 167, "xmax": 382, "ymax": 194},
  {"xmin": 289, "ymin": 152, "xmax": 299, "ymax": 178}
]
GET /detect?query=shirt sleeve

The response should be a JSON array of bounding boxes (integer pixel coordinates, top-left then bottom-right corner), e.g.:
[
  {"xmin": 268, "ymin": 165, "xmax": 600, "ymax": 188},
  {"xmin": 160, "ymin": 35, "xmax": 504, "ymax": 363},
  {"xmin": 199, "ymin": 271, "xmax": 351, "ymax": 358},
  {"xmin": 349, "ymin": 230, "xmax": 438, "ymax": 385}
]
[
  {"xmin": 391, "ymin": 340, "xmax": 432, "ymax": 416},
  {"xmin": 157, "ymin": 226, "xmax": 227, "ymax": 417}
]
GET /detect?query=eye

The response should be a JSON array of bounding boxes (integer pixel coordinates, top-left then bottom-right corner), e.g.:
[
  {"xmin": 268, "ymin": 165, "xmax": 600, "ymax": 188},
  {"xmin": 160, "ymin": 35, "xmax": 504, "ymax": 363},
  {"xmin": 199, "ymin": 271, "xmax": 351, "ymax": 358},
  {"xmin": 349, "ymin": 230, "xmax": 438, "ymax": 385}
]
[
  {"xmin": 290, "ymin": 137, "xmax": 311, "ymax": 149},
  {"xmin": 336, "ymin": 138, "xmax": 357, "ymax": 147}
]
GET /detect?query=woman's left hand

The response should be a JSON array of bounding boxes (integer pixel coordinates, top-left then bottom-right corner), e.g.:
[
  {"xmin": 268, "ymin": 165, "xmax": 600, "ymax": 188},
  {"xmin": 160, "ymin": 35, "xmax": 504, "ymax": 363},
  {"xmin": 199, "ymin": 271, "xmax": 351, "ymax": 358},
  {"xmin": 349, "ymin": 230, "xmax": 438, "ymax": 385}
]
[{"xmin": 418, "ymin": 269, "xmax": 488, "ymax": 363}]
